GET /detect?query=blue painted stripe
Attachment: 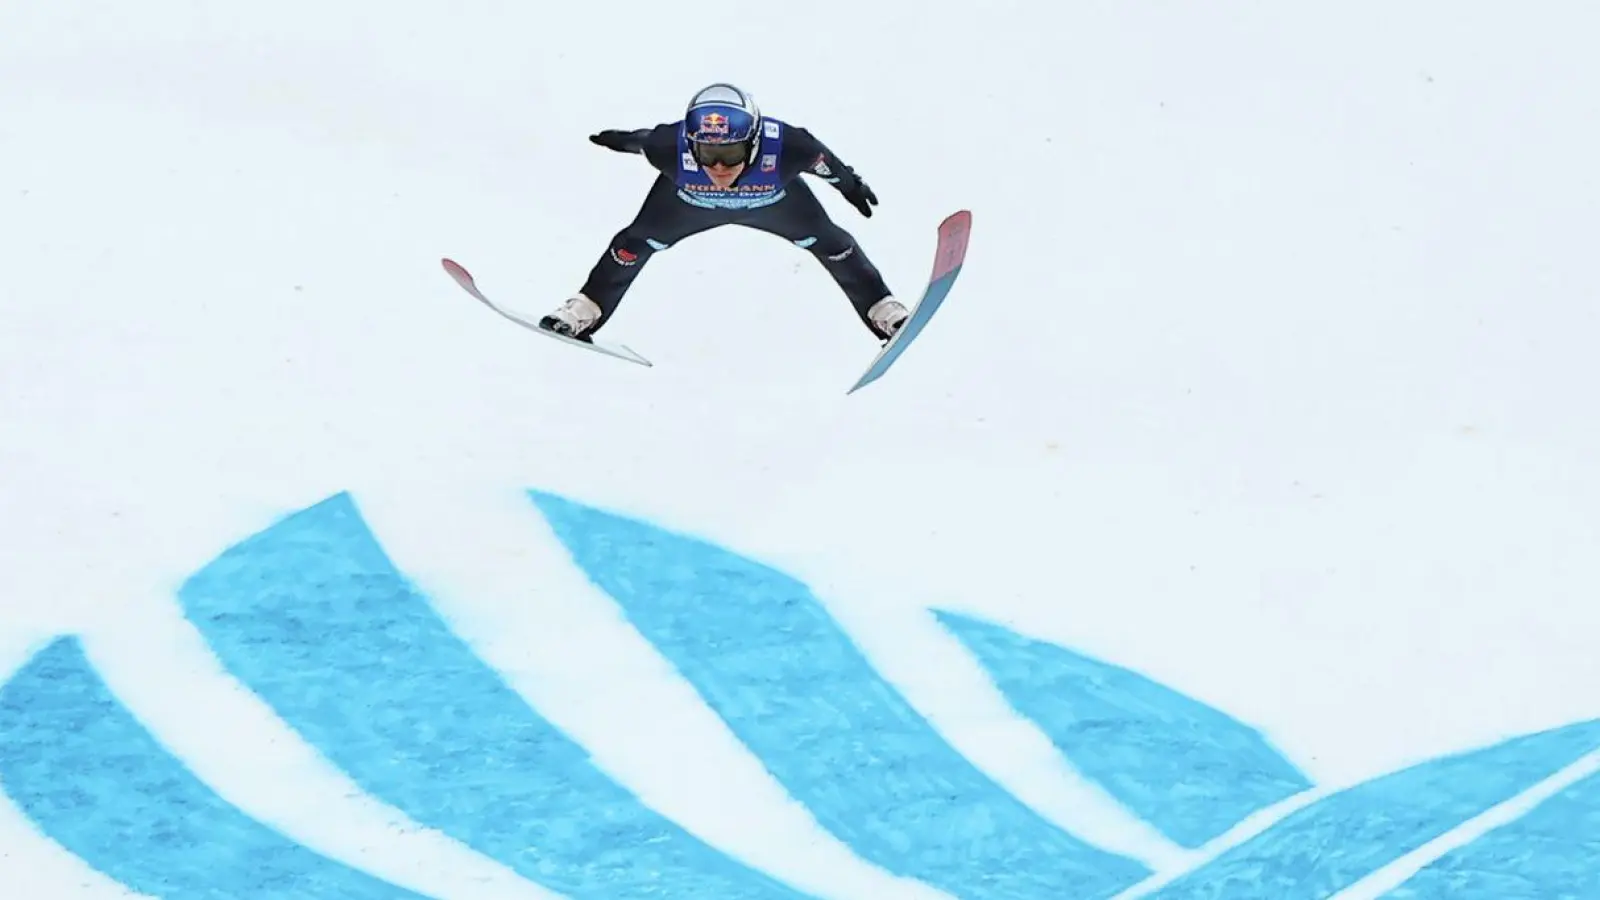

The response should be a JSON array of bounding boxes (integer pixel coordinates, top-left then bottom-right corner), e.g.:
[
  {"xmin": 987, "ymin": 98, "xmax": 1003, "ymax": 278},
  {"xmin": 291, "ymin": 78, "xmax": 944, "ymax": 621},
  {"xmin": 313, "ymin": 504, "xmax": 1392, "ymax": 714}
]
[
  {"xmin": 0, "ymin": 636, "xmax": 428, "ymax": 899},
  {"xmin": 1383, "ymin": 761, "xmax": 1600, "ymax": 898},
  {"xmin": 1146, "ymin": 718, "xmax": 1600, "ymax": 898},
  {"xmin": 176, "ymin": 492, "xmax": 811, "ymax": 900},
  {"xmin": 934, "ymin": 608, "xmax": 1313, "ymax": 848},
  {"xmin": 530, "ymin": 490, "xmax": 1152, "ymax": 900}
]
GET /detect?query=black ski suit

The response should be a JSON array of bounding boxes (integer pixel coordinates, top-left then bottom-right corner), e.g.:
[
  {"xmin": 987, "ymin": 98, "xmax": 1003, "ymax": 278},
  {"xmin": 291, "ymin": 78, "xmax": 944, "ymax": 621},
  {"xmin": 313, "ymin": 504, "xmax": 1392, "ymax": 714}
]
[{"xmin": 578, "ymin": 118, "xmax": 895, "ymax": 338}]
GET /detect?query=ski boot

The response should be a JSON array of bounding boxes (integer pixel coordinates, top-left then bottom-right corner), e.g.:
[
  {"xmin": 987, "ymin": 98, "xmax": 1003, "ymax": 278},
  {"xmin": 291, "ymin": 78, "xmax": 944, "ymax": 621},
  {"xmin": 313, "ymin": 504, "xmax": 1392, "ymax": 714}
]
[
  {"xmin": 868, "ymin": 296, "xmax": 909, "ymax": 343},
  {"xmin": 538, "ymin": 294, "xmax": 602, "ymax": 342}
]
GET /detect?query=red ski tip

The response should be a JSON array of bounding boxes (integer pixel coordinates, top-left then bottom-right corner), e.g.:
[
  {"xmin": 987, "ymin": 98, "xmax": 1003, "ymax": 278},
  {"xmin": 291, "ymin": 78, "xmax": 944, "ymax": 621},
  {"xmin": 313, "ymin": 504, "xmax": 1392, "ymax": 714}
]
[
  {"xmin": 930, "ymin": 210, "xmax": 972, "ymax": 282},
  {"xmin": 440, "ymin": 258, "xmax": 477, "ymax": 288}
]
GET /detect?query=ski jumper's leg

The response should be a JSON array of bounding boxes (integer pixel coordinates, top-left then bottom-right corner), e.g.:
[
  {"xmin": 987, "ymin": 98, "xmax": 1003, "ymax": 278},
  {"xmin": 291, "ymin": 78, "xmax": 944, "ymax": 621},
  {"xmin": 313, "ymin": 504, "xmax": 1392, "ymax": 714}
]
[
  {"xmin": 578, "ymin": 179, "xmax": 724, "ymax": 333},
  {"xmin": 743, "ymin": 179, "xmax": 894, "ymax": 336}
]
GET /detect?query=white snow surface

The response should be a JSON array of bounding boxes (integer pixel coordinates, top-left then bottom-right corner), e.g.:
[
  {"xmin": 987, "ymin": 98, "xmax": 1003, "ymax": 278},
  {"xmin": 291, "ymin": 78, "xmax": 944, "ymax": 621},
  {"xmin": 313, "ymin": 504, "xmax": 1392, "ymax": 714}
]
[{"xmin": 3, "ymin": 2, "xmax": 1599, "ymax": 897}]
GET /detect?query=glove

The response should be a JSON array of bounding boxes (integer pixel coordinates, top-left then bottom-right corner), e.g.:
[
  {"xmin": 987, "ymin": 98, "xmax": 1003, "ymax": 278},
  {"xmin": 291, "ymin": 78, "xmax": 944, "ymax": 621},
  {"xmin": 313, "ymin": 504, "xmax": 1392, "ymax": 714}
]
[
  {"xmin": 841, "ymin": 178, "xmax": 878, "ymax": 217},
  {"xmin": 588, "ymin": 130, "xmax": 637, "ymax": 153}
]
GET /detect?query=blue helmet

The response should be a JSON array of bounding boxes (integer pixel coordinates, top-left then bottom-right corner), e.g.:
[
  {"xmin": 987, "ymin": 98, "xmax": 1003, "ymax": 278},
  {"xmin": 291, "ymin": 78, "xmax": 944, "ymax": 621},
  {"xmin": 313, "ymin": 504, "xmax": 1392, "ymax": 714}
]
[{"xmin": 683, "ymin": 82, "xmax": 762, "ymax": 168}]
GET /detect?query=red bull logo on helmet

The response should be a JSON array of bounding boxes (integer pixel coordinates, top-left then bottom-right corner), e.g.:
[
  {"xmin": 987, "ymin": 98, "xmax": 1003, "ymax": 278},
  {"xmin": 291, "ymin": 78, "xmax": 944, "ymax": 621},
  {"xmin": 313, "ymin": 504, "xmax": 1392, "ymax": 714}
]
[{"xmin": 696, "ymin": 111, "xmax": 731, "ymax": 140}]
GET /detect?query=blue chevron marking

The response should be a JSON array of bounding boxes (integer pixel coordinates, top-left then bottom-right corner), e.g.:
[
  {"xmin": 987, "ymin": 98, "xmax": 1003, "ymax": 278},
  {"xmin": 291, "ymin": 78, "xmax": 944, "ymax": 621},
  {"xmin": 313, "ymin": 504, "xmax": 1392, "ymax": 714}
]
[
  {"xmin": 934, "ymin": 608, "xmax": 1314, "ymax": 848},
  {"xmin": 175, "ymin": 492, "xmax": 811, "ymax": 900},
  {"xmin": 529, "ymin": 490, "xmax": 1154, "ymax": 900},
  {"xmin": 15, "ymin": 486, "xmax": 1597, "ymax": 897},
  {"xmin": 1145, "ymin": 718, "xmax": 1600, "ymax": 898},
  {"xmin": 1383, "ymin": 760, "xmax": 1600, "ymax": 898},
  {"xmin": 0, "ymin": 637, "xmax": 429, "ymax": 900}
]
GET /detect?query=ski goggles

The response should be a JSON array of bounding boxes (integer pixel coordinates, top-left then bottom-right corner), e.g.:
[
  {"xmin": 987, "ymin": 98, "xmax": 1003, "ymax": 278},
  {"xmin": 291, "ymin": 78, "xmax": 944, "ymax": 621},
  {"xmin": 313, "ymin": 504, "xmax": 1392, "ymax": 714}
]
[{"xmin": 691, "ymin": 141, "xmax": 749, "ymax": 168}]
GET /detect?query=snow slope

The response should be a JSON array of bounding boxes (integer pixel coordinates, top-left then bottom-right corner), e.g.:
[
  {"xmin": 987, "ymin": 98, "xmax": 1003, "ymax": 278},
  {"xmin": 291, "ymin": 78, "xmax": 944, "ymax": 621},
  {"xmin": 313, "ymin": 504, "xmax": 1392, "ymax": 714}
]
[{"xmin": 2, "ymin": 2, "xmax": 1598, "ymax": 897}]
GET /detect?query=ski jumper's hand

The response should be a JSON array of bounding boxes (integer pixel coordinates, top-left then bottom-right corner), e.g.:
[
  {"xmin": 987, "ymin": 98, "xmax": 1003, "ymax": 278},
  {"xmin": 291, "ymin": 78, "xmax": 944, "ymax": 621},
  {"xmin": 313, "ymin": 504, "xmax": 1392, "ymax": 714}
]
[
  {"xmin": 840, "ymin": 179, "xmax": 878, "ymax": 217},
  {"xmin": 589, "ymin": 129, "xmax": 647, "ymax": 153}
]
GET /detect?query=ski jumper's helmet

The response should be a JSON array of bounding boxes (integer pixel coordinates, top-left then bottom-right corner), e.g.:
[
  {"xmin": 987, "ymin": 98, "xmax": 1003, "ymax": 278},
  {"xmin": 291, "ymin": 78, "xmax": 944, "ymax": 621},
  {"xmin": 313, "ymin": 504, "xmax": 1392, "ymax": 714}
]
[{"xmin": 684, "ymin": 83, "xmax": 762, "ymax": 168}]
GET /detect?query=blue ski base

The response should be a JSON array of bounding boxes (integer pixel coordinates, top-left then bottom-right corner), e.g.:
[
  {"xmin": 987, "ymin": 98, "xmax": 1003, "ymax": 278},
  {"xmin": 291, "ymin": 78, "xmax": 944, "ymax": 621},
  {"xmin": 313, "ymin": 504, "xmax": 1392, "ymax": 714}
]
[
  {"xmin": 846, "ymin": 209, "xmax": 972, "ymax": 394},
  {"xmin": 847, "ymin": 267, "xmax": 963, "ymax": 394}
]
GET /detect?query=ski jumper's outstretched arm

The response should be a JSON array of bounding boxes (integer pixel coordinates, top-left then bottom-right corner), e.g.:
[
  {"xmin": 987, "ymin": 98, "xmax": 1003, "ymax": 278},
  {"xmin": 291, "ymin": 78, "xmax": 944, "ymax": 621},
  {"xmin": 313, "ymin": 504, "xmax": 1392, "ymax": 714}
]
[
  {"xmin": 779, "ymin": 124, "xmax": 879, "ymax": 217},
  {"xmin": 588, "ymin": 122, "xmax": 879, "ymax": 217}
]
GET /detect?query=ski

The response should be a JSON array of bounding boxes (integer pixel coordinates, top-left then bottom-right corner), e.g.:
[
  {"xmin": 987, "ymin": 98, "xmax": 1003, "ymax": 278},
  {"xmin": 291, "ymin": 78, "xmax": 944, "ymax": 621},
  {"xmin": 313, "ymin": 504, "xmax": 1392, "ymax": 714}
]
[
  {"xmin": 846, "ymin": 209, "xmax": 971, "ymax": 394},
  {"xmin": 440, "ymin": 258, "xmax": 652, "ymax": 367}
]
